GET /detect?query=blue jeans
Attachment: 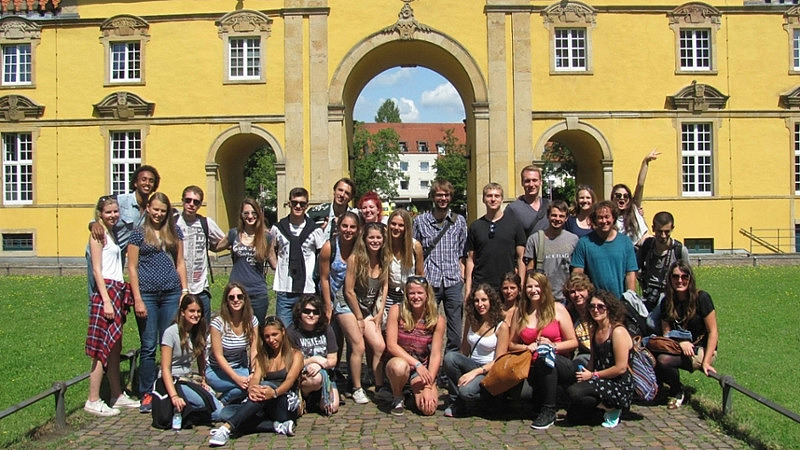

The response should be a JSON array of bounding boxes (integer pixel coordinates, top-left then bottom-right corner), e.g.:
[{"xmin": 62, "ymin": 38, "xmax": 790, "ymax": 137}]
[
  {"xmin": 250, "ymin": 292, "xmax": 270, "ymax": 327},
  {"xmin": 434, "ymin": 282, "xmax": 464, "ymax": 353},
  {"xmin": 275, "ymin": 292, "xmax": 302, "ymax": 328},
  {"xmin": 196, "ymin": 289, "xmax": 212, "ymax": 326},
  {"xmin": 443, "ymin": 351, "xmax": 485, "ymax": 403},
  {"xmin": 205, "ymin": 365, "xmax": 250, "ymax": 405},
  {"xmin": 179, "ymin": 383, "xmax": 224, "ymax": 421},
  {"xmin": 136, "ymin": 288, "xmax": 182, "ymax": 394}
]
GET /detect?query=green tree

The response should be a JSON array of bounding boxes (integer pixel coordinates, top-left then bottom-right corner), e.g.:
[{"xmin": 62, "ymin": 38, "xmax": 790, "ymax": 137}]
[
  {"xmin": 541, "ymin": 141, "xmax": 577, "ymax": 203},
  {"xmin": 352, "ymin": 122, "xmax": 406, "ymax": 199},
  {"xmin": 374, "ymin": 99, "xmax": 401, "ymax": 123},
  {"xmin": 433, "ymin": 128, "xmax": 468, "ymax": 212},
  {"xmin": 243, "ymin": 145, "xmax": 278, "ymax": 223}
]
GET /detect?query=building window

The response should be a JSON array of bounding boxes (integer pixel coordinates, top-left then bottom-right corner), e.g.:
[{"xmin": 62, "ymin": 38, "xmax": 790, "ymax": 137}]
[
  {"xmin": 669, "ymin": 3, "xmax": 720, "ymax": 74},
  {"xmin": 784, "ymin": 8, "xmax": 800, "ymax": 73},
  {"xmin": 794, "ymin": 29, "xmax": 800, "ymax": 71},
  {"xmin": 399, "ymin": 161, "xmax": 408, "ymax": 172},
  {"xmin": 399, "ymin": 141, "xmax": 408, "ymax": 152},
  {"xmin": 554, "ymin": 28, "xmax": 587, "ymax": 71},
  {"xmin": 684, "ymin": 238, "xmax": 714, "ymax": 254},
  {"xmin": 0, "ymin": 17, "xmax": 41, "ymax": 88},
  {"xmin": 2, "ymin": 132, "xmax": 33, "ymax": 205},
  {"xmin": 795, "ymin": 123, "xmax": 800, "ymax": 194},
  {"xmin": 420, "ymin": 180, "xmax": 430, "ymax": 189},
  {"xmin": 418, "ymin": 141, "xmax": 429, "ymax": 152},
  {"xmin": 100, "ymin": 15, "xmax": 149, "ymax": 86},
  {"xmin": 217, "ymin": 10, "xmax": 271, "ymax": 84},
  {"xmin": 681, "ymin": 123, "xmax": 713, "ymax": 196},
  {"xmin": 2, "ymin": 44, "xmax": 31, "ymax": 86},
  {"xmin": 2, "ymin": 232, "xmax": 32, "ymax": 251},
  {"xmin": 436, "ymin": 143, "xmax": 445, "ymax": 154},
  {"xmin": 419, "ymin": 161, "xmax": 429, "ymax": 172},
  {"xmin": 400, "ymin": 180, "xmax": 409, "ymax": 190},
  {"xmin": 110, "ymin": 42, "xmax": 141, "ymax": 82},
  {"xmin": 679, "ymin": 29, "xmax": 711, "ymax": 71},
  {"xmin": 110, "ymin": 131, "xmax": 141, "ymax": 196}
]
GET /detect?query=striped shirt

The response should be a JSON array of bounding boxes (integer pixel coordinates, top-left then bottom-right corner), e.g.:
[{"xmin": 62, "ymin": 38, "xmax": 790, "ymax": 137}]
[{"xmin": 207, "ymin": 315, "xmax": 258, "ymax": 369}]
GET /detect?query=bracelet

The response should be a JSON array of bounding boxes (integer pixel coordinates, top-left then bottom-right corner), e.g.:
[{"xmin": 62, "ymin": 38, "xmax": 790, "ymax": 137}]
[
  {"xmin": 181, "ymin": 289, "xmax": 189, "ymax": 294},
  {"xmin": 481, "ymin": 366, "xmax": 487, "ymax": 375},
  {"xmin": 592, "ymin": 371, "xmax": 599, "ymax": 380},
  {"xmin": 414, "ymin": 361, "xmax": 422, "ymax": 370},
  {"xmin": 170, "ymin": 395, "xmax": 178, "ymax": 399}
]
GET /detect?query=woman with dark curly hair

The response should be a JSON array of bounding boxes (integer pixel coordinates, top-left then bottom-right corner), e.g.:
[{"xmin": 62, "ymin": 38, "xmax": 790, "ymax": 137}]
[
  {"xmin": 442, "ymin": 284, "xmax": 509, "ymax": 417},
  {"xmin": 655, "ymin": 260, "xmax": 718, "ymax": 410},
  {"xmin": 287, "ymin": 295, "xmax": 339, "ymax": 415},
  {"xmin": 567, "ymin": 290, "xmax": 633, "ymax": 428}
]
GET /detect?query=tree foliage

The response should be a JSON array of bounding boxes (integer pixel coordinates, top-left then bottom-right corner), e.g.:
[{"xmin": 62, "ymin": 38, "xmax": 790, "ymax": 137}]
[
  {"xmin": 351, "ymin": 122, "xmax": 406, "ymax": 200},
  {"xmin": 244, "ymin": 145, "xmax": 278, "ymax": 223},
  {"xmin": 433, "ymin": 128, "xmax": 468, "ymax": 212},
  {"xmin": 541, "ymin": 141, "xmax": 577, "ymax": 203},
  {"xmin": 374, "ymin": 99, "xmax": 401, "ymax": 123}
]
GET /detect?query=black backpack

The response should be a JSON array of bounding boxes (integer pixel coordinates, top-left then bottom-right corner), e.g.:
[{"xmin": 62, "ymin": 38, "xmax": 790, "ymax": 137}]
[{"xmin": 151, "ymin": 377, "xmax": 216, "ymax": 430}]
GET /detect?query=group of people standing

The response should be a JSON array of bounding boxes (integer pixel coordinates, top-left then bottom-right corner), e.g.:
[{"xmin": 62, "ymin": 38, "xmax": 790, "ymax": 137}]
[{"xmin": 82, "ymin": 156, "xmax": 718, "ymax": 443}]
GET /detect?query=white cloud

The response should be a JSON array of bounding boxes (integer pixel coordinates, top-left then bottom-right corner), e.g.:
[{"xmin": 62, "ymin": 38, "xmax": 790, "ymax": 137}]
[
  {"xmin": 374, "ymin": 67, "xmax": 414, "ymax": 86},
  {"xmin": 421, "ymin": 82, "xmax": 461, "ymax": 108},
  {"xmin": 392, "ymin": 97, "xmax": 420, "ymax": 122}
]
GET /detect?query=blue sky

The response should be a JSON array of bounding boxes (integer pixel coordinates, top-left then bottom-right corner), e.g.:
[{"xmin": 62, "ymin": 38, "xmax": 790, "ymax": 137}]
[{"xmin": 353, "ymin": 67, "xmax": 465, "ymax": 123}]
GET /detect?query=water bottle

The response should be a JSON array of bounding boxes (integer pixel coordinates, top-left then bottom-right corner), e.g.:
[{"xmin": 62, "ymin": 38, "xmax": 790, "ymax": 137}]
[
  {"xmin": 172, "ymin": 406, "xmax": 182, "ymax": 430},
  {"xmin": 578, "ymin": 364, "xmax": 585, "ymax": 372}
]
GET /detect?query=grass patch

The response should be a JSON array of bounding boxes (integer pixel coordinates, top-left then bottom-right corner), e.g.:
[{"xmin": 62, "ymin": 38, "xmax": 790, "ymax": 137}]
[{"xmin": 1, "ymin": 268, "xmax": 799, "ymax": 447}]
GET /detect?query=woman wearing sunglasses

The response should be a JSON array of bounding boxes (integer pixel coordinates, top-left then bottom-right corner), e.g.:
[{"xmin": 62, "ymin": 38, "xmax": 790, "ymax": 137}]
[
  {"xmin": 655, "ymin": 261, "xmax": 718, "ymax": 410},
  {"xmin": 385, "ymin": 276, "xmax": 445, "ymax": 417},
  {"xmin": 287, "ymin": 295, "xmax": 339, "ymax": 415},
  {"xmin": 205, "ymin": 282, "xmax": 259, "ymax": 405},
  {"xmin": 567, "ymin": 290, "xmax": 633, "ymax": 428},
  {"xmin": 216, "ymin": 198, "xmax": 275, "ymax": 326},
  {"xmin": 612, "ymin": 149, "xmax": 660, "ymax": 244}
]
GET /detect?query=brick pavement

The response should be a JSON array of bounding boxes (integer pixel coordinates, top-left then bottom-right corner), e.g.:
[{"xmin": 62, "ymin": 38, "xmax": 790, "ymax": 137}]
[{"xmin": 63, "ymin": 388, "xmax": 747, "ymax": 449}]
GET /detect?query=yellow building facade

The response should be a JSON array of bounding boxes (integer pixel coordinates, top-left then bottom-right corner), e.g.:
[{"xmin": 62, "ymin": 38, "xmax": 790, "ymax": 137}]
[{"xmin": 1, "ymin": 0, "xmax": 799, "ymax": 258}]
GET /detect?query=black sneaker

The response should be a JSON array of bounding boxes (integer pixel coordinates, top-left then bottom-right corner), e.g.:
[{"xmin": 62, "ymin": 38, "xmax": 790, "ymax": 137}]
[{"xmin": 530, "ymin": 406, "xmax": 556, "ymax": 430}]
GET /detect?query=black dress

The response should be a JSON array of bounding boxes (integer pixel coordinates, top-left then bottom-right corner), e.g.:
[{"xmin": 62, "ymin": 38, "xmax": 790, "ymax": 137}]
[{"xmin": 587, "ymin": 338, "xmax": 634, "ymax": 410}]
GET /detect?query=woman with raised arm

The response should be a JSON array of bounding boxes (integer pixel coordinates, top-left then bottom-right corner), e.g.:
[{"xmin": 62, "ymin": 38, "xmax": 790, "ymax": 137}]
[
  {"xmin": 84, "ymin": 195, "xmax": 139, "ymax": 416},
  {"xmin": 613, "ymin": 149, "xmax": 660, "ymax": 245}
]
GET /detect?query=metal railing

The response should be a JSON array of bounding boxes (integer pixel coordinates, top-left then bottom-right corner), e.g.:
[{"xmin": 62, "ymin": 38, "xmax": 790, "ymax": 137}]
[
  {"xmin": 0, "ymin": 349, "xmax": 139, "ymax": 429},
  {"xmin": 708, "ymin": 371, "xmax": 800, "ymax": 424},
  {"xmin": 739, "ymin": 227, "xmax": 797, "ymax": 254}
]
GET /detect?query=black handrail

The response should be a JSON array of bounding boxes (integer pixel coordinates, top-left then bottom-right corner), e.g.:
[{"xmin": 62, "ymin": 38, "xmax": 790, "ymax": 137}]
[
  {"xmin": 0, "ymin": 349, "xmax": 139, "ymax": 429},
  {"xmin": 708, "ymin": 371, "xmax": 800, "ymax": 423}
]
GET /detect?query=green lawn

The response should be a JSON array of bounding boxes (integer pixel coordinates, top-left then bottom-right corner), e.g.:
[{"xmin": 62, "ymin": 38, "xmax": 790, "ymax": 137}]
[{"xmin": 1, "ymin": 268, "xmax": 799, "ymax": 448}]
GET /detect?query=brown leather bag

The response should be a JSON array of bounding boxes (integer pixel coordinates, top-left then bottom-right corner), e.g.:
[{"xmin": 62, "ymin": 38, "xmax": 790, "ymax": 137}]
[
  {"xmin": 480, "ymin": 350, "xmax": 531, "ymax": 396},
  {"xmin": 646, "ymin": 336, "xmax": 683, "ymax": 355}
]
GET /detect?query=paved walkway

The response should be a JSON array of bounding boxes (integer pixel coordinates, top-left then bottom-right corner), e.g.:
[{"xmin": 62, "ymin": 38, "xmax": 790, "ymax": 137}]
[{"xmin": 64, "ymin": 388, "xmax": 747, "ymax": 449}]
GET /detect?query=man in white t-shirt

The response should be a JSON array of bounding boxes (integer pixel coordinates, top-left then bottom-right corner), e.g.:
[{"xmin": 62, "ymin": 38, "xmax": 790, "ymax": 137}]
[{"xmin": 175, "ymin": 185, "xmax": 225, "ymax": 324}]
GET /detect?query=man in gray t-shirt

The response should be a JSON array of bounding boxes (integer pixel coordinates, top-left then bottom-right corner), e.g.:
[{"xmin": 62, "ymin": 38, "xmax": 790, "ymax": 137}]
[{"xmin": 524, "ymin": 200, "xmax": 578, "ymax": 303}]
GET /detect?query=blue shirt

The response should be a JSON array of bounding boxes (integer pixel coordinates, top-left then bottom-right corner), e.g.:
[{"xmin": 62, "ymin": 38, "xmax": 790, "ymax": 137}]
[
  {"xmin": 113, "ymin": 192, "xmax": 146, "ymax": 251},
  {"xmin": 570, "ymin": 231, "xmax": 638, "ymax": 299},
  {"xmin": 130, "ymin": 226, "xmax": 184, "ymax": 293},
  {"xmin": 413, "ymin": 210, "xmax": 467, "ymax": 288}
]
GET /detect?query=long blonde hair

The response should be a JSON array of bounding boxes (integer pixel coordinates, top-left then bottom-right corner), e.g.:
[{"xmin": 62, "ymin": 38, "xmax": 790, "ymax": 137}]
[
  {"xmin": 143, "ymin": 192, "xmax": 179, "ymax": 257},
  {"xmin": 399, "ymin": 276, "xmax": 438, "ymax": 332},
  {"xmin": 516, "ymin": 270, "xmax": 557, "ymax": 333},
  {"xmin": 353, "ymin": 222, "xmax": 389, "ymax": 290},
  {"xmin": 387, "ymin": 209, "xmax": 414, "ymax": 272}
]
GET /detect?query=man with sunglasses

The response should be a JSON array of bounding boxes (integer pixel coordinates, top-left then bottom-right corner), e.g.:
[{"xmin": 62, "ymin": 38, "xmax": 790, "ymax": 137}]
[
  {"xmin": 270, "ymin": 187, "xmax": 327, "ymax": 327},
  {"xmin": 464, "ymin": 183, "xmax": 526, "ymax": 296},
  {"xmin": 175, "ymin": 185, "xmax": 225, "ymax": 324}
]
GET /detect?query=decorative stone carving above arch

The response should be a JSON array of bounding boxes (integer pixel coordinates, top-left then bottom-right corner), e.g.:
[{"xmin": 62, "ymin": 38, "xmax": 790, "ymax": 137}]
[
  {"xmin": 100, "ymin": 14, "xmax": 149, "ymax": 39},
  {"xmin": 784, "ymin": 7, "xmax": 800, "ymax": 74},
  {"xmin": 216, "ymin": 9, "xmax": 272, "ymax": 37},
  {"xmin": 779, "ymin": 86, "xmax": 800, "ymax": 109},
  {"xmin": 667, "ymin": 81, "xmax": 729, "ymax": 114},
  {"xmin": 93, "ymin": 91, "xmax": 154, "ymax": 119},
  {"xmin": 381, "ymin": 0, "xmax": 430, "ymax": 40},
  {"xmin": 0, "ymin": 94, "xmax": 43, "ymax": 121},
  {"xmin": 541, "ymin": 0, "xmax": 597, "ymax": 26},
  {"xmin": 667, "ymin": 2, "xmax": 721, "ymax": 28},
  {"xmin": 0, "ymin": 16, "xmax": 41, "ymax": 40}
]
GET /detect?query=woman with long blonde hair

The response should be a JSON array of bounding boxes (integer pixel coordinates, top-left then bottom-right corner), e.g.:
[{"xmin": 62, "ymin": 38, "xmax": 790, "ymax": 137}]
[{"xmin": 385, "ymin": 209, "xmax": 424, "ymax": 318}]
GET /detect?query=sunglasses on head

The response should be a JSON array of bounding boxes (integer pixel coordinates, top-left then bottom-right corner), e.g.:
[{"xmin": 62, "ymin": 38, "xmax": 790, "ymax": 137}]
[
  {"xmin": 227, "ymin": 293, "xmax": 244, "ymax": 301},
  {"xmin": 99, "ymin": 194, "xmax": 117, "ymax": 203},
  {"xmin": 184, "ymin": 198, "xmax": 201, "ymax": 206},
  {"xmin": 406, "ymin": 275, "xmax": 428, "ymax": 286}
]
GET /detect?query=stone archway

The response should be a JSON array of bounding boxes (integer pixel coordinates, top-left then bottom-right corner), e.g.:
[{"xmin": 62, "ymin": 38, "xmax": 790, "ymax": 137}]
[
  {"xmin": 327, "ymin": 26, "xmax": 488, "ymax": 217},
  {"xmin": 205, "ymin": 124, "xmax": 286, "ymax": 228},
  {"xmin": 533, "ymin": 119, "xmax": 613, "ymax": 200}
]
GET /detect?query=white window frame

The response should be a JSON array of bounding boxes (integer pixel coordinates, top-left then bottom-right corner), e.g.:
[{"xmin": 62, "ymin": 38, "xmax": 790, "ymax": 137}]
[
  {"xmin": 399, "ymin": 161, "xmax": 408, "ymax": 172},
  {"xmin": 542, "ymin": 2, "xmax": 596, "ymax": 75},
  {"xmin": 228, "ymin": 37, "xmax": 261, "ymax": 81},
  {"xmin": 668, "ymin": 3, "xmax": 720, "ymax": 75},
  {"xmin": 109, "ymin": 41, "xmax": 141, "ymax": 83},
  {"xmin": 217, "ymin": 10, "xmax": 271, "ymax": 84},
  {"xmin": 1, "ymin": 43, "xmax": 31, "ymax": 86},
  {"xmin": 795, "ymin": 123, "xmax": 800, "ymax": 194},
  {"xmin": 109, "ymin": 130, "xmax": 142, "ymax": 196},
  {"xmin": 794, "ymin": 29, "xmax": 800, "ymax": 72},
  {"xmin": 399, "ymin": 179, "xmax": 409, "ymax": 190},
  {"xmin": 419, "ymin": 161, "xmax": 430, "ymax": 172},
  {"xmin": 0, "ymin": 17, "xmax": 40, "ymax": 89},
  {"xmin": 553, "ymin": 28, "xmax": 587, "ymax": 72},
  {"xmin": 678, "ymin": 29, "xmax": 712, "ymax": 72},
  {"xmin": 399, "ymin": 141, "xmax": 408, "ymax": 152},
  {"xmin": 419, "ymin": 180, "xmax": 430, "ymax": 189},
  {"xmin": 680, "ymin": 122, "xmax": 714, "ymax": 197},
  {"xmin": 2, "ymin": 131, "xmax": 33, "ymax": 205},
  {"xmin": 418, "ymin": 141, "xmax": 429, "ymax": 152},
  {"xmin": 783, "ymin": 8, "xmax": 800, "ymax": 74}
]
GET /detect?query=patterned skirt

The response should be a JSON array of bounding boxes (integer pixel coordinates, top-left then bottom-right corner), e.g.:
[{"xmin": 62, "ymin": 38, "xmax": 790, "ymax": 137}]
[{"xmin": 85, "ymin": 279, "xmax": 133, "ymax": 366}]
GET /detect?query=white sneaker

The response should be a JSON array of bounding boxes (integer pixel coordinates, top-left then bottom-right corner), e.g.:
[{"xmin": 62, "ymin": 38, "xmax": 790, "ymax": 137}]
[
  {"xmin": 352, "ymin": 387, "xmax": 369, "ymax": 404},
  {"xmin": 274, "ymin": 420, "xmax": 295, "ymax": 436},
  {"xmin": 110, "ymin": 393, "xmax": 140, "ymax": 408},
  {"xmin": 84, "ymin": 399, "xmax": 120, "ymax": 417},
  {"xmin": 209, "ymin": 426, "xmax": 231, "ymax": 446}
]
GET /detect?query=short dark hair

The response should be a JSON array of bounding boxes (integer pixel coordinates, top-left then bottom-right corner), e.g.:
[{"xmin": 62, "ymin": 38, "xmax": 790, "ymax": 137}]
[
  {"xmin": 334, "ymin": 177, "xmax": 355, "ymax": 194},
  {"xmin": 289, "ymin": 187, "xmax": 309, "ymax": 200},
  {"xmin": 591, "ymin": 200, "xmax": 619, "ymax": 222},
  {"xmin": 130, "ymin": 165, "xmax": 160, "ymax": 192},
  {"xmin": 652, "ymin": 211, "xmax": 675, "ymax": 228},
  {"xmin": 548, "ymin": 200, "xmax": 569, "ymax": 215},
  {"xmin": 181, "ymin": 185, "xmax": 204, "ymax": 202}
]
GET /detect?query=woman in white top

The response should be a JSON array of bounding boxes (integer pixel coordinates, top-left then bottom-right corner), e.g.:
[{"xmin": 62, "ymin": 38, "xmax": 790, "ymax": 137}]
[
  {"xmin": 84, "ymin": 195, "xmax": 140, "ymax": 416},
  {"xmin": 205, "ymin": 282, "xmax": 259, "ymax": 405},
  {"xmin": 442, "ymin": 284, "xmax": 509, "ymax": 417},
  {"xmin": 385, "ymin": 209, "xmax": 424, "ymax": 318},
  {"xmin": 613, "ymin": 149, "xmax": 660, "ymax": 245}
]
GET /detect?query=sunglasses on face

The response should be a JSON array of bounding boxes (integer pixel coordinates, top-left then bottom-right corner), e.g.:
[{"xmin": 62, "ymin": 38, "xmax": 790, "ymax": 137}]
[
  {"xmin": 671, "ymin": 273, "xmax": 690, "ymax": 281},
  {"xmin": 588, "ymin": 303, "xmax": 607, "ymax": 312},
  {"xmin": 227, "ymin": 293, "xmax": 244, "ymax": 301},
  {"xmin": 613, "ymin": 193, "xmax": 630, "ymax": 200},
  {"xmin": 184, "ymin": 198, "xmax": 201, "ymax": 206},
  {"xmin": 301, "ymin": 308, "xmax": 320, "ymax": 316},
  {"xmin": 290, "ymin": 200, "xmax": 308, "ymax": 208},
  {"xmin": 488, "ymin": 222, "xmax": 496, "ymax": 239}
]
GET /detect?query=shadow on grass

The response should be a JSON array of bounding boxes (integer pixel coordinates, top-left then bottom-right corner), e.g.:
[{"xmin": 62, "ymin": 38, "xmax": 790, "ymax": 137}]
[{"xmin": 685, "ymin": 386, "xmax": 772, "ymax": 450}]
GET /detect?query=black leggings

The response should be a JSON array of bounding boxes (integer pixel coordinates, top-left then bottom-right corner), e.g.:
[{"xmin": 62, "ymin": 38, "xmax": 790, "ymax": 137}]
[
  {"xmin": 529, "ymin": 354, "xmax": 575, "ymax": 409},
  {"xmin": 655, "ymin": 353, "xmax": 693, "ymax": 396},
  {"xmin": 226, "ymin": 395, "xmax": 291, "ymax": 431}
]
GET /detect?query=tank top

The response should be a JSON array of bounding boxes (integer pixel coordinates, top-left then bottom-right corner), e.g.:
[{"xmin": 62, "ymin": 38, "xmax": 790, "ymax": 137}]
[
  {"xmin": 328, "ymin": 238, "xmax": 348, "ymax": 296},
  {"xmin": 519, "ymin": 320, "xmax": 564, "ymax": 360},
  {"xmin": 396, "ymin": 316, "xmax": 434, "ymax": 366},
  {"xmin": 466, "ymin": 323, "xmax": 501, "ymax": 365},
  {"xmin": 388, "ymin": 238, "xmax": 418, "ymax": 290}
]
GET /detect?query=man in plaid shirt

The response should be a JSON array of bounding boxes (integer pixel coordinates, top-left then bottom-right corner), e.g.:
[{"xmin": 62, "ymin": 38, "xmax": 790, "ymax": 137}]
[{"xmin": 413, "ymin": 180, "xmax": 467, "ymax": 352}]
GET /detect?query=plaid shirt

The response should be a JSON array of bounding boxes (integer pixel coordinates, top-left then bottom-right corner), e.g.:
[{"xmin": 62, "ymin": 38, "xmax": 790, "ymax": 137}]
[{"xmin": 413, "ymin": 210, "xmax": 467, "ymax": 288}]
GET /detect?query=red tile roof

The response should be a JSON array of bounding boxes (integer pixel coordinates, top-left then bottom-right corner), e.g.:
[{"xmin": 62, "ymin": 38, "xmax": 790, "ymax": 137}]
[{"xmin": 362, "ymin": 123, "xmax": 466, "ymax": 154}]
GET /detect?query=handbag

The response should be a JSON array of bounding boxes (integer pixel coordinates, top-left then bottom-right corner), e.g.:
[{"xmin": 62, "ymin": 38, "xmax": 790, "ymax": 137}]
[
  {"xmin": 628, "ymin": 336, "xmax": 658, "ymax": 401},
  {"xmin": 646, "ymin": 336, "xmax": 683, "ymax": 355},
  {"xmin": 480, "ymin": 350, "xmax": 531, "ymax": 396}
]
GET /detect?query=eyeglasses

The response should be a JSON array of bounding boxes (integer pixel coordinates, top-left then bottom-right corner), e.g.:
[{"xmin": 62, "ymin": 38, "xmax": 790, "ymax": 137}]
[
  {"xmin": 184, "ymin": 198, "xmax": 201, "ymax": 206},
  {"xmin": 290, "ymin": 200, "xmax": 308, "ymax": 208},
  {"xmin": 227, "ymin": 293, "xmax": 244, "ymax": 301},
  {"xmin": 671, "ymin": 273, "xmax": 690, "ymax": 281},
  {"xmin": 488, "ymin": 222, "xmax": 496, "ymax": 239},
  {"xmin": 301, "ymin": 308, "xmax": 320, "ymax": 316},
  {"xmin": 406, "ymin": 275, "xmax": 428, "ymax": 286},
  {"xmin": 588, "ymin": 303, "xmax": 607, "ymax": 312},
  {"xmin": 612, "ymin": 193, "xmax": 630, "ymax": 200}
]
